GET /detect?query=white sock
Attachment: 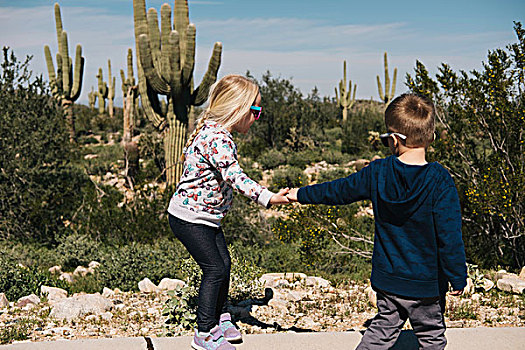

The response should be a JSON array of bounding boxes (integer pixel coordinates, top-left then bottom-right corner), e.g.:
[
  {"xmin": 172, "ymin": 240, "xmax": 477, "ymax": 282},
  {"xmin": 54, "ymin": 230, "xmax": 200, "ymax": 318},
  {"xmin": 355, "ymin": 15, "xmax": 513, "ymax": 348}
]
[{"xmin": 198, "ymin": 330, "xmax": 211, "ymax": 337}]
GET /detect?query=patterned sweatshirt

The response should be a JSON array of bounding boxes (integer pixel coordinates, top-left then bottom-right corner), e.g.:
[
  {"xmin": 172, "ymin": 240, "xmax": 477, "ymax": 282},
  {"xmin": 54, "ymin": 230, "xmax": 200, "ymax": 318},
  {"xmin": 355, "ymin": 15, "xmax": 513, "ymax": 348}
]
[{"xmin": 167, "ymin": 120, "xmax": 274, "ymax": 227}]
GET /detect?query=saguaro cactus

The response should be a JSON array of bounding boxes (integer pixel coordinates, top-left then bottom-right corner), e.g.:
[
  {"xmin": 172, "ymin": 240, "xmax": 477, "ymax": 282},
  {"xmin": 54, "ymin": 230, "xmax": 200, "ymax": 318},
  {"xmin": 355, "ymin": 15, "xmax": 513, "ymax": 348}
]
[
  {"xmin": 88, "ymin": 86, "xmax": 97, "ymax": 110},
  {"xmin": 120, "ymin": 48, "xmax": 139, "ymax": 143},
  {"xmin": 376, "ymin": 52, "xmax": 397, "ymax": 105},
  {"xmin": 96, "ymin": 68, "xmax": 108, "ymax": 115},
  {"xmin": 133, "ymin": 0, "xmax": 222, "ymax": 186},
  {"xmin": 335, "ymin": 60, "xmax": 357, "ymax": 123},
  {"xmin": 107, "ymin": 60, "xmax": 116, "ymax": 118},
  {"xmin": 44, "ymin": 2, "xmax": 85, "ymax": 142}
]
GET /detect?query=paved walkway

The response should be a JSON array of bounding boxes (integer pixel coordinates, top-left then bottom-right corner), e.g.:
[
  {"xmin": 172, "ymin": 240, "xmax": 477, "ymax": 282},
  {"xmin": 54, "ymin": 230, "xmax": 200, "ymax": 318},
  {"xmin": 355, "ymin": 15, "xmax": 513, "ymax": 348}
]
[{"xmin": 0, "ymin": 328, "xmax": 524, "ymax": 350}]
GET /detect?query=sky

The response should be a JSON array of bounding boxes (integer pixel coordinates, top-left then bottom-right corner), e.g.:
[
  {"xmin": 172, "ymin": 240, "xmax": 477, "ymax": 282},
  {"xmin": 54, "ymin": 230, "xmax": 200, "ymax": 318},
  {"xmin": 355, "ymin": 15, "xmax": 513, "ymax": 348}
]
[{"xmin": 0, "ymin": 0, "xmax": 523, "ymax": 106}]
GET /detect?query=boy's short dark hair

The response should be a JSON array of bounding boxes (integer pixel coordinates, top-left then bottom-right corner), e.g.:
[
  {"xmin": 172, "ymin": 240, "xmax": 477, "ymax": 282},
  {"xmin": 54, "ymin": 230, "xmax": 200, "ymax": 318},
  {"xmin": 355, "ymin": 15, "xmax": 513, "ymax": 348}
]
[{"xmin": 384, "ymin": 94, "xmax": 435, "ymax": 147}]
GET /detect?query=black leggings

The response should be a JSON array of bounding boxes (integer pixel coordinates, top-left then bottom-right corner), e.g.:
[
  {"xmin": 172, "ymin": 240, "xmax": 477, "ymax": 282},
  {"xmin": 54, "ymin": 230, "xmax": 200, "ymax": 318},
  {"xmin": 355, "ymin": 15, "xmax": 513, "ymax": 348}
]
[{"xmin": 168, "ymin": 214, "xmax": 231, "ymax": 332}]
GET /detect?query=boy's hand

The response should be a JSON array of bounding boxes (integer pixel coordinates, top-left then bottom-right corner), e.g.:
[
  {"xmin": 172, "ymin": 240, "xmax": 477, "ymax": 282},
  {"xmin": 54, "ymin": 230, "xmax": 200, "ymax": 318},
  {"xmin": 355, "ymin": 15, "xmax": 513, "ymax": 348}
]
[
  {"xmin": 449, "ymin": 289, "xmax": 464, "ymax": 296},
  {"xmin": 269, "ymin": 188, "xmax": 290, "ymax": 205},
  {"xmin": 286, "ymin": 188, "xmax": 299, "ymax": 202}
]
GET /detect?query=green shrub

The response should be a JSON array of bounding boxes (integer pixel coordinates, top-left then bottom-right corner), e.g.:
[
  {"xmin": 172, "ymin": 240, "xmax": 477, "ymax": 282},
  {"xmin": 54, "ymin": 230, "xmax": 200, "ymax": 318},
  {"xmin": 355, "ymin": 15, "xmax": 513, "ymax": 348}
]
[
  {"xmin": 257, "ymin": 149, "xmax": 286, "ymax": 170},
  {"xmin": 270, "ymin": 166, "xmax": 305, "ymax": 191},
  {"xmin": 0, "ymin": 48, "xmax": 87, "ymax": 244},
  {"xmin": 55, "ymin": 233, "xmax": 103, "ymax": 271},
  {"xmin": 317, "ymin": 168, "xmax": 350, "ymax": 183},
  {"xmin": 287, "ymin": 150, "xmax": 321, "ymax": 169},
  {"xmin": 0, "ymin": 257, "xmax": 69, "ymax": 301}
]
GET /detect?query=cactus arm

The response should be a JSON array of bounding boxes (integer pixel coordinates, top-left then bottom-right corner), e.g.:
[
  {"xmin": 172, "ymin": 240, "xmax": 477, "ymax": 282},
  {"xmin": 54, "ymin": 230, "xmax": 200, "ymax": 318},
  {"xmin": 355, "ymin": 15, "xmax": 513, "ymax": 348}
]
[
  {"xmin": 384, "ymin": 53, "xmax": 391, "ymax": 102},
  {"xmin": 174, "ymin": 0, "xmax": 190, "ymax": 34},
  {"xmin": 192, "ymin": 42, "xmax": 222, "ymax": 106},
  {"xmin": 352, "ymin": 84, "xmax": 357, "ymax": 102},
  {"xmin": 71, "ymin": 44, "xmax": 83, "ymax": 100},
  {"xmin": 391, "ymin": 68, "xmax": 397, "ymax": 99},
  {"xmin": 138, "ymin": 34, "xmax": 170, "ymax": 94},
  {"xmin": 377, "ymin": 75, "xmax": 385, "ymax": 102},
  {"xmin": 54, "ymin": 3, "xmax": 63, "ymax": 44},
  {"xmin": 44, "ymin": 45, "xmax": 57, "ymax": 83},
  {"xmin": 160, "ymin": 4, "xmax": 173, "ymax": 82},
  {"xmin": 334, "ymin": 87, "xmax": 339, "ymax": 105},
  {"xmin": 127, "ymin": 48, "xmax": 135, "ymax": 84},
  {"xmin": 147, "ymin": 8, "xmax": 162, "ymax": 72},
  {"xmin": 169, "ymin": 30, "xmax": 182, "ymax": 93},
  {"xmin": 120, "ymin": 69, "xmax": 127, "ymax": 95},
  {"xmin": 182, "ymin": 24, "xmax": 196, "ymax": 86},
  {"xmin": 60, "ymin": 31, "xmax": 71, "ymax": 97},
  {"xmin": 55, "ymin": 52, "xmax": 63, "ymax": 91}
]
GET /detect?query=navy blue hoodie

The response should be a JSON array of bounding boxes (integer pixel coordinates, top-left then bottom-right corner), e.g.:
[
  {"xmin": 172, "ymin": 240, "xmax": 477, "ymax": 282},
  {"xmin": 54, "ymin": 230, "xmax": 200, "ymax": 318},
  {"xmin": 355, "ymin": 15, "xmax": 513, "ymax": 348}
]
[{"xmin": 297, "ymin": 156, "xmax": 467, "ymax": 298}]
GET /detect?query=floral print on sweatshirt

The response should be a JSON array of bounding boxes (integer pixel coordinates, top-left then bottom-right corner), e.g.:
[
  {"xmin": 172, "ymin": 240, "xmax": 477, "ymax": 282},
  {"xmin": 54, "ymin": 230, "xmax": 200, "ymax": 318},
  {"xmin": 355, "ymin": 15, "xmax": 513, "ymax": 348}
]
[{"xmin": 167, "ymin": 120, "xmax": 274, "ymax": 227}]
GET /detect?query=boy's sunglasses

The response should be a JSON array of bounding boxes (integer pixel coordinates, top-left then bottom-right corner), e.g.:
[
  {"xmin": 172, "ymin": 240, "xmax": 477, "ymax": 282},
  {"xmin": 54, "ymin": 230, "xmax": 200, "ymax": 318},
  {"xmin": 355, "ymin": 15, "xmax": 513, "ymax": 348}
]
[
  {"xmin": 250, "ymin": 106, "xmax": 262, "ymax": 120},
  {"xmin": 379, "ymin": 132, "xmax": 407, "ymax": 147}
]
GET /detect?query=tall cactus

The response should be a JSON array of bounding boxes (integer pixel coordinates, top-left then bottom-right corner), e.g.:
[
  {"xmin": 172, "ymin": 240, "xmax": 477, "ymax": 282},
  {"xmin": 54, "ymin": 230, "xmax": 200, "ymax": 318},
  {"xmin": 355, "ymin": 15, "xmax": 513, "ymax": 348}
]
[
  {"xmin": 133, "ymin": 0, "xmax": 222, "ymax": 186},
  {"xmin": 96, "ymin": 68, "xmax": 108, "ymax": 115},
  {"xmin": 88, "ymin": 86, "xmax": 97, "ymax": 110},
  {"xmin": 121, "ymin": 48, "xmax": 139, "ymax": 143},
  {"xmin": 44, "ymin": 2, "xmax": 85, "ymax": 142},
  {"xmin": 335, "ymin": 60, "xmax": 357, "ymax": 123},
  {"xmin": 376, "ymin": 52, "xmax": 397, "ymax": 105},
  {"xmin": 107, "ymin": 59, "xmax": 116, "ymax": 118}
]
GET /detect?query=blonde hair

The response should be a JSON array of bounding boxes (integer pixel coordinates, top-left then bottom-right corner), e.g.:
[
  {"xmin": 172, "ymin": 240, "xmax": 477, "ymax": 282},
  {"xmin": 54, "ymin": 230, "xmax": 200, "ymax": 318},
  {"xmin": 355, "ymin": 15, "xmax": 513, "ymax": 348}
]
[
  {"xmin": 180, "ymin": 75, "xmax": 259, "ymax": 161},
  {"xmin": 384, "ymin": 93, "xmax": 435, "ymax": 148}
]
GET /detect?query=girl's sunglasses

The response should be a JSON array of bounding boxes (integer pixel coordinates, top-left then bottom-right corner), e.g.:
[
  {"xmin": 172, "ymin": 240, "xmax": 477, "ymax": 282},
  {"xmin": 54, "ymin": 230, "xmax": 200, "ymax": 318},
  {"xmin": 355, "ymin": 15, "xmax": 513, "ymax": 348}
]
[{"xmin": 250, "ymin": 106, "xmax": 262, "ymax": 120}]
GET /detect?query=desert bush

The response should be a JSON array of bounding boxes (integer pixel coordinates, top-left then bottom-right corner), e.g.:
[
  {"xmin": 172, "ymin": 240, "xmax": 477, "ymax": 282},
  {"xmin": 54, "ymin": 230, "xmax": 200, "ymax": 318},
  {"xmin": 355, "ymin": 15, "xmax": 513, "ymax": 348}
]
[
  {"xmin": 406, "ymin": 22, "xmax": 525, "ymax": 268},
  {"xmin": 270, "ymin": 166, "xmax": 305, "ymax": 191},
  {"xmin": 257, "ymin": 149, "xmax": 286, "ymax": 170},
  {"xmin": 0, "ymin": 48, "xmax": 87, "ymax": 244}
]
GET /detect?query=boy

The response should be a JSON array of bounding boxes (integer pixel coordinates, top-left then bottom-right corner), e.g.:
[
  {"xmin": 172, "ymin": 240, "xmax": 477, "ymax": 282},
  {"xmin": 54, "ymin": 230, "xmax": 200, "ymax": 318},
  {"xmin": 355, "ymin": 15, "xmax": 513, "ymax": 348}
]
[{"xmin": 287, "ymin": 93, "xmax": 467, "ymax": 350}]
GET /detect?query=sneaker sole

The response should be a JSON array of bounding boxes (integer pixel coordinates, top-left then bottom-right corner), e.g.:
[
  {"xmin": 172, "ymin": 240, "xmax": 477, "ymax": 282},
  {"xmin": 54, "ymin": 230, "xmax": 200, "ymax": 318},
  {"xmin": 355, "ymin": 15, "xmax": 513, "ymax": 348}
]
[
  {"xmin": 224, "ymin": 335, "xmax": 242, "ymax": 342},
  {"xmin": 191, "ymin": 340, "xmax": 206, "ymax": 350}
]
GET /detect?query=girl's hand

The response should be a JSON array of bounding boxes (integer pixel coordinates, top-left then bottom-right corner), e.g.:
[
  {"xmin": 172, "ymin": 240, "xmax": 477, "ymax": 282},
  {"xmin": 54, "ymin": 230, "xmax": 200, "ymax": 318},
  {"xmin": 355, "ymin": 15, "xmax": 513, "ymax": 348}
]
[
  {"xmin": 269, "ymin": 188, "xmax": 290, "ymax": 205},
  {"xmin": 286, "ymin": 188, "xmax": 299, "ymax": 202}
]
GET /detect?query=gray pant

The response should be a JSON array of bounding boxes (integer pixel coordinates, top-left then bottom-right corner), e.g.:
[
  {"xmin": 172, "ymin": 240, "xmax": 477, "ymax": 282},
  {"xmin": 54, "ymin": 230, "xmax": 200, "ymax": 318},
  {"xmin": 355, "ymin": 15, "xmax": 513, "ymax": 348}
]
[{"xmin": 356, "ymin": 288, "xmax": 446, "ymax": 350}]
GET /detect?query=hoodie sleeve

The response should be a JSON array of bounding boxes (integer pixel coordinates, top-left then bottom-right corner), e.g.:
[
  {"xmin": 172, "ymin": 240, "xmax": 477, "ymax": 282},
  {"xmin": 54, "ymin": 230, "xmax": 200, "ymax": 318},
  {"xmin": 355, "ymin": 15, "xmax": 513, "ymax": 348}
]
[
  {"xmin": 297, "ymin": 164, "xmax": 372, "ymax": 205},
  {"xmin": 433, "ymin": 179, "xmax": 467, "ymax": 291},
  {"xmin": 204, "ymin": 133, "xmax": 274, "ymax": 208}
]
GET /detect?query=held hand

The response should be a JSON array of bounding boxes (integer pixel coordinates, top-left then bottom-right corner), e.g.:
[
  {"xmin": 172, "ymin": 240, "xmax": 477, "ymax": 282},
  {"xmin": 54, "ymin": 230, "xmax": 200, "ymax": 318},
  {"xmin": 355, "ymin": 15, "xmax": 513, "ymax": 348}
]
[
  {"xmin": 269, "ymin": 188, "xmax": 290, "ymax": 205},
  {"xmin": 449, "ymin": 289, "xmax": 464, "ymax": 296},
  {"xmin": 286, "ymin": 188, "xmax": 299, "ymax": 202}
]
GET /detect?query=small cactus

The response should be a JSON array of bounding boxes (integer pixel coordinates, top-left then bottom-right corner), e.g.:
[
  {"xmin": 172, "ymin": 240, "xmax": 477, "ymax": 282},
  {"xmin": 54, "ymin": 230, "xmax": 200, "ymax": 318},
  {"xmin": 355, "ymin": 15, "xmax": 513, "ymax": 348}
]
[
  {"xmin": 107, "ymin": 59, "xmax": 116, "ymax": 118},
  {"xmin": 120, "ymin": 48, "xmax": 139, "ymax": 143},
  {"xmin": 96, "ymin": 68, "xmax": 108, "ymax": 115},
  {"xmin": 88, "ymin": 86, "xmax": 97, "ymax": 110},
  {"xmin": 335, "ymin": 60, "xmax": 356, "ymax": 123},
  {"xmin": 376, "ymin": 52, "xmax": 397, "ymax": 105},
  {"xmin": 43, "ymin": 2, "xmax": 85, "ymax": 142}
]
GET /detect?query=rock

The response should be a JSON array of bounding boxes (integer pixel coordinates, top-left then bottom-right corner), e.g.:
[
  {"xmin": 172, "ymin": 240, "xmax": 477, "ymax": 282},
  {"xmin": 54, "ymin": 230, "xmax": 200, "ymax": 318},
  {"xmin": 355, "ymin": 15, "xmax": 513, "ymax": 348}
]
[
  {"xmin": 482, "ymin": 278, "xmax": 495, "ymax": 292},
  {"xmin": 138, "ymin": 278, "xmax": 160, "ymax": 293},
  {"xmin": 519, "ymin": 267, "xmax": 525, "ymax": 280},
  {"xmin": 471, "ymin": 293, "xmax": 482, "ymax": 301},
  {"xmin": 158, "ymin": 278, "xmax": 185, "ymax": 291},
  {"xmin": 268, "ymin": 298, "xmax": 288, "ymax": 310},
  {"xmin": 41, "ymin": 286, "xmax": 67, "ymax": 303},
  {"xmin": 73, "ymin": 266, "xmax": 89, "ymax": 277},
  {"xmin": 50, "ymin": 293, "xmax": 112, "ymax": 321},
  {"xmin": 306, "ymin": 276, "xmax": 331, "ymax": 288},
  {"xmin": 100, "ymin": 311, "xmax": 113, "ymax": 321},
  {"xmin": 497, "ymin": 277, "xmax": 525, "ymax": 294},
  {"xmin": 16, "ymin": 294, "xmax": 40, "ymax": 308},
  {"xmin": 495, "ymin": 270, "xmax": 519, "ymax": 281},
  {"xmin": 85, "ymin": 315, "xmax": 97, "ymax": 321},
  {"xmin": 59, "ymin": 272, "xmax": 74, "ymax": 283},
  {"xmin": 274, "ymin": 279, "xmax": 290, "ymax": 288},
  {"xmin": 355, "ymin": 159, "xmax": 370, "ymax": 171},
  {"xmin": 48, "ymin": 265, "xmax": 62, "ymax": 274},
  {"xmin": 364, "ymin": 286, "xmax": 377, "ymax": 307},
  {"xmin": 285, "ymin": 291, "xmax": 305, "ymax": 302},
  {"xmin": 464, "ymin": 278, "xmax": 475, "ymax": 295},
  {"xmin": 88, "ymin": 261, "xmax": 101, "ymax": 269},
  {"xmin": 259, "ymin": 273, "xmax": 307, "ymax": 287},
  {"xmin": 0, "ymin": 293, "xmax": 8, "ymax": 308},
  {"xmin": 102, "ymin": 287, "xmax": 115, "ymax": 298}
]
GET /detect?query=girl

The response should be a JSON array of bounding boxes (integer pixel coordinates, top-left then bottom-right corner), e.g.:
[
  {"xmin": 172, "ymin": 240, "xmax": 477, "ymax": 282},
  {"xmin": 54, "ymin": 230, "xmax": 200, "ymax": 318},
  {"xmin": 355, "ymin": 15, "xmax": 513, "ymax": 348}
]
[{"xmin": 168, "ymin": 75, "xmax": 289, "ymax": 350}]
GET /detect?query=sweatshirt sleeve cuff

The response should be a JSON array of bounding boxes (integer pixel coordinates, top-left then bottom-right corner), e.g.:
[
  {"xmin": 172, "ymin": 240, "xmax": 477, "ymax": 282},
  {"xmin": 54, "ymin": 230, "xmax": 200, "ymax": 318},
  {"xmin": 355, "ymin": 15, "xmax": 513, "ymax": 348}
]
[
  {"xmin": 257, "ymin": 188, "xmax": 274, "ymax": 209},
  {"xmin": 449, "ymin": 277, "xmax": 467, "ymax": 291},
  {"xmin": 297, "ymin": 187, "xmax": 309, "ymax": 204}
]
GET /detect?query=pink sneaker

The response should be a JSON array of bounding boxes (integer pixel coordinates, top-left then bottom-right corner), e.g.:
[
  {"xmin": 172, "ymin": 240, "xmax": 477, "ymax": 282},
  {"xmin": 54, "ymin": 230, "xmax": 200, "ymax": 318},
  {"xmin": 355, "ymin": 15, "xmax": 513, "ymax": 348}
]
[
  {"xmin": 191, "ymin": 325, "xmax": 235, "ymax": 350},
  {"xmin": 219, "ymin": 313, "xmax": 242, "ymax": 342}
]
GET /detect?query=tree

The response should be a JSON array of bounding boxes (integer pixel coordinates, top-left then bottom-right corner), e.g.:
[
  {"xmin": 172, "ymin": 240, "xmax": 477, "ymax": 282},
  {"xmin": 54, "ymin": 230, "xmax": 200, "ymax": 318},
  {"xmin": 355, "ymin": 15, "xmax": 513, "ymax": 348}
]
[
  {"xmin": 406, "ymin": 22, "xmax": 525, "ymax": 268},
  {"xmin": 0, "ymin": 48, "xmax": 86, "ymax": 244}
]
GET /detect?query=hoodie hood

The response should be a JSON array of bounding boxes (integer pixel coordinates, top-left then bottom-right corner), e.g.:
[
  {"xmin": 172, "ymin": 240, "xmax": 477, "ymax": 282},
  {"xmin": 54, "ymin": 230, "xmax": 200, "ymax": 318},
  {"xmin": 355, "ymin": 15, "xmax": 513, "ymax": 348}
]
[{"xmin": 376, "ymin": 156, "xmax": 440, "ymax": 225}]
